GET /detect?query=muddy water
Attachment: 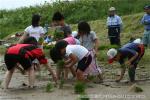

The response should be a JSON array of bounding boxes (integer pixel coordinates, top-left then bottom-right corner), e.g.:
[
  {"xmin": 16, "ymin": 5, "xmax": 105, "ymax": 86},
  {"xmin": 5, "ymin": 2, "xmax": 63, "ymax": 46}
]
[
  {"xmin": 0, "ymin": 55, "xmax": 4, "ymax": 65},
  {"xmin": 0, "ymin": 55, "xmax": 5, "ymax": 79},
  {"xmin": 0, "ymin": 56, "xmax": 150, "ymax": 100}
]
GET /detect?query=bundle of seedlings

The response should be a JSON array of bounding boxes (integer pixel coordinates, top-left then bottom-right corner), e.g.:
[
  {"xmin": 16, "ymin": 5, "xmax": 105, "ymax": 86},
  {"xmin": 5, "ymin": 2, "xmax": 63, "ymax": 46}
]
[
  {"xmin": 56, "ymin": 60, "xmax": 65, "ymax": 89},
  {"xmin": 53, "ymin": 27, "xmax": 64, "ymax": 41},
  {"xmin": 77, "ymin": 94, "xmax": 90, "ymax": 100},
  {"xmin": 74, "ymin": 81, "xmax": 86, "ymax": 94},
  {"xmin": 46, "ymin": 82, "xmax": 54, "ymax": 92}
]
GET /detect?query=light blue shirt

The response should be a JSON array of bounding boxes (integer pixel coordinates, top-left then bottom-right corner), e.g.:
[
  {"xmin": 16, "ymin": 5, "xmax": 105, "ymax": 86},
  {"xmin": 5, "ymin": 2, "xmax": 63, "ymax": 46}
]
[
  {"xmin": 107, "ymin": 15, "xmax": 123, "ymax": 28},
  {"xmin": 141, "ymin": 14, "xmax": 150, "ymax": 30}
]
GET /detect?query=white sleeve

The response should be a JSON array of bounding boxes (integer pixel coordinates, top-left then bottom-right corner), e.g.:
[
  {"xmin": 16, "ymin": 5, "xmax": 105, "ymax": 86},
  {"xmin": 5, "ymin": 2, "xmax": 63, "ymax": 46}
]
[
  {"xmin": 24, "ymin": 27, "xmax": 29, "ymax": 33},
  {"xmin": 91, "ymin": 31, "xmax": 97, "ymax": 40},
  {"xmin": 75, "ymin": 39, "xmax": 80, "ymax": 45},
  {"xmin": 118, "ymin": 16, "xmax": 123, "ymax": 25},
  {"xmin": 66, "ymin": 47, "xmax": 73, "ymax": 57},
  {"xmin": 39, "ymin": 27, "xmax": 45, "ymax": 34}
]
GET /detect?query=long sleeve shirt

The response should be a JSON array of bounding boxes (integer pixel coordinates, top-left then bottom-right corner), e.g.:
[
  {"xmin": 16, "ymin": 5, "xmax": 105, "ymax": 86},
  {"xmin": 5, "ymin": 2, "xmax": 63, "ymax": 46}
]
[
  {"xmin": 141, "ymin": 14, "xmax": 150, "ymax": 31},
  {"xmin": 107, "ymin": 15, "xmax": 123, "ymax": 28}
]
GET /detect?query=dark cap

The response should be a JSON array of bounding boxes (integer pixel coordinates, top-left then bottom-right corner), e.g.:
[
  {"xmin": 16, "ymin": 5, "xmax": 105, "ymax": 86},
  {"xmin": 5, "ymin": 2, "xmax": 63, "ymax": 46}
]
[{"xmin": 144, "ymin": 5, "xmax": 150, "ymax": 10}]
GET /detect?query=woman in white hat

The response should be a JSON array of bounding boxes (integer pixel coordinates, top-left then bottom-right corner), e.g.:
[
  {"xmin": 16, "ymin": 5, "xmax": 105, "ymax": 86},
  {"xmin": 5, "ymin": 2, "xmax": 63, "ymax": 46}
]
[{"xmin": 106, "ymin": 7, "xmax": 123, "ymax": 46}]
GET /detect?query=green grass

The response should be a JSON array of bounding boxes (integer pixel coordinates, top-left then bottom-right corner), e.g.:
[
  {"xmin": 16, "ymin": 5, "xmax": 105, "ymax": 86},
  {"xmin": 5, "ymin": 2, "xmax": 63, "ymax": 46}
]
[
  {"xmin": 0, "ymin": 0, "xmax": 150, "ymax": 38},
  {"xmin": 77, "ymin": 94, "xmax": 90, "ymax": 100},
  {"xmin": 0, "ymin": 46, "xmax": 6, "ymax": 55},
  {"xmin": 45, "ymin": 82, "xmax": 54, "ymax": 92},
  {"xmin": 74, "ymin": 81, "xmax": 86, "ymax": 94}
]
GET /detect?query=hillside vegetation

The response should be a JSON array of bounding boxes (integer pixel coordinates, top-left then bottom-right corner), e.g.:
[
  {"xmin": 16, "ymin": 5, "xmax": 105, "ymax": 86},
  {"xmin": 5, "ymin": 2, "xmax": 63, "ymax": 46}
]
[{"xmin": 0, "ymin": 0, "xmax": 150, "ymax": 39}]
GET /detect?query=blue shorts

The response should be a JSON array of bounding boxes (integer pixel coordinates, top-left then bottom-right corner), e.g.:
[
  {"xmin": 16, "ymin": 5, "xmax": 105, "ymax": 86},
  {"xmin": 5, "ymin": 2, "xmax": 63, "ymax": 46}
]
[{"xmin": 143, "ymin": 30, "xmax": 150, "ymax": 46}]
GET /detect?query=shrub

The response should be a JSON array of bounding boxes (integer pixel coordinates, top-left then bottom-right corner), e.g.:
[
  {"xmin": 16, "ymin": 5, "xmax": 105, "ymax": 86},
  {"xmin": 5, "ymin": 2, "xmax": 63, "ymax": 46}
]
[{"xmin": 56, "ymin": 60, "xmax": 65, "ymax": 89}]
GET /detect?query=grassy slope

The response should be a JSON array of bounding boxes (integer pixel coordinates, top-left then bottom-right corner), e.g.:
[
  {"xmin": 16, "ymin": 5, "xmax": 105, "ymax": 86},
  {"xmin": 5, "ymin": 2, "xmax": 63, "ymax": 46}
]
[{"xmin": 1, "ymin": 13, "xmax": 150, "ymax": 67}]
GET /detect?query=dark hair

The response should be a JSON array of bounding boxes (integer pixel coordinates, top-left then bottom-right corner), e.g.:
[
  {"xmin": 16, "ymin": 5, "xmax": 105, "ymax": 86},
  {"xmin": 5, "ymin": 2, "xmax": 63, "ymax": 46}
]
[
  {"xmin": 144, "ymin": 5, "xmax": 150, "ymax": 10},
  {"xmin": 55, "ymin": 40, "xmax": 68, "ymax": 53},
  {"xmin": 129, "ymin": 37, "xmax": 135, "ymax": 43},
  {"xmin": 32, "ymin": 14, "xmax": 41, "ymax": 27},
  {"xmin": 50, "ymin": 47, "xmax": 62, "ymax": 63},
  {"xmin": 23, "ymin": 37, "xmax": 38, "ymax": 45},
  {"xmin": 52, "ymin": 11, "xmax": 64, "ymax": 21},
  {"xmin": 78, "ymin": 21, "xmax": 91, "ymax": 35}
]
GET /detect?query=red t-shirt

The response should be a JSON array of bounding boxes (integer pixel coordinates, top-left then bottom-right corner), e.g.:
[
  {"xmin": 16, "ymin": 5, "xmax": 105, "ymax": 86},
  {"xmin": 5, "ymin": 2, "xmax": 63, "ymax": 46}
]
[{"xmin": 6, "ymin": 44, "xmax": 47, "ymax": 64}]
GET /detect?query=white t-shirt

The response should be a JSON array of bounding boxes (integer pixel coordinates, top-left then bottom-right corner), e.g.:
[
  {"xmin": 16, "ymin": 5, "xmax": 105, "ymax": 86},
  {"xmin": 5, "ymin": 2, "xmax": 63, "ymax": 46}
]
[
  {"xmin": 25, "ymin": 25, "xmax": 45, "ymax": 41},
  {"xmin": 66, "ymin": 45, "xmax": 89, "ymax": 60}
]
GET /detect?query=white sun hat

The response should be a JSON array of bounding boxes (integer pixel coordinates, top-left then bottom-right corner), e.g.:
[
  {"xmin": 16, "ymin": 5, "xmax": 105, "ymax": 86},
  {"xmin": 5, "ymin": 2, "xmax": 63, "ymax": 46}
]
[
  {"xmin": 133, "ymin": 38, "xmax": 142, "ymax": 44},
  {"xmin": 71, "ymin": 31, "xmax": 78, "ymax": 38},
  {"xmin": 107, "ymin": 48, "xmax": 117, "ymax": 64},
  {"xmin": 109, "ymin": 7, "xmax": 116, "ymax": 11}
]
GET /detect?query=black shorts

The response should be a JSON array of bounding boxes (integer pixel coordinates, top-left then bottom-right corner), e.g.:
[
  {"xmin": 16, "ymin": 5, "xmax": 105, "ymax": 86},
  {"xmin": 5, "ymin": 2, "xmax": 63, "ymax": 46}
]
[
  {"xmin": 77, "ymin": 54, "xmax": 92, "ymax": 72},
  {"xmin": 4, "ymin": 54, "xmax": 32, "ymax": 70}
]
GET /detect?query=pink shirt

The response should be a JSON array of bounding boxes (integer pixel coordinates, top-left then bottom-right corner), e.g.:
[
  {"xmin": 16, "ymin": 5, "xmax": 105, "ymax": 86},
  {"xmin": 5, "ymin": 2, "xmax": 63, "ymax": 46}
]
[{"xmin": 63, "ymin": 36, "xmax": 76, "ymax": 45}]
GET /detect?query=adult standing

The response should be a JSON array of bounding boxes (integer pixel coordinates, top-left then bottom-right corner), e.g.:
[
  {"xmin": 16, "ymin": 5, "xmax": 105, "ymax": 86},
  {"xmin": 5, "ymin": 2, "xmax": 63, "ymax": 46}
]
[
  {"xmin": 106, "ymin": 7, "xmax": 123, "ymax": 46},
  {"xmin": 141, "ymin": 5, "xmax": 150, "ymax": 47}
]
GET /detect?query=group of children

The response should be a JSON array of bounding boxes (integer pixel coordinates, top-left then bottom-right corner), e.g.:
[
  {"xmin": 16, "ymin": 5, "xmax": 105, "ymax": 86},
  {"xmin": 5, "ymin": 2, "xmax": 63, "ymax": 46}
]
[{"xmin": 1, "ymin": 10, "xmax": 146, "ymax": 89}]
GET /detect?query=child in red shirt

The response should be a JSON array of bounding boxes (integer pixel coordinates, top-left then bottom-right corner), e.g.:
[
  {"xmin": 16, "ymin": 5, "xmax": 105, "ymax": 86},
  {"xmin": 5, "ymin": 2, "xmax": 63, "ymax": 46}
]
[{"xmin": 3, "ymin": 37, "xmax": 57, "ymax": 89}]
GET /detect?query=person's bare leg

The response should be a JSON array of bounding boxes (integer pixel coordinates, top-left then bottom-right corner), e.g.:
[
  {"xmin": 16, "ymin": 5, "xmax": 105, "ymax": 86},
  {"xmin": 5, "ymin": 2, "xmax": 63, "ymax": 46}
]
[
  {"xmin": 16, "ymin": 64, "xmax": 25, "ymax": 74},
  {"xmin": 3, "ymin": 67, "xmax": 15, "ymax": 89},
  {"xmin": 116, "ymin": 68, "xmax": 126, "ymax": 82},
  {"xmin": 69, "ymin": 67, "xmax": 76, "ymax": 78},
  {"xmin": 64, "ymin": 68, "xmax": 69, "ymax": 80},
  {"xmin": 56, "ymin": 69, "xmax": 61, "ymax": 80},
  {"xmin": 28, "ymin": 66, "xmax": 35, "ymax": 88},
  {"xmin": 76, "ymin": 69, "xmax": 89, "ymax": 82},
  {"xmin": 34, "ymin": 63, "xmax": 40, "ymax": 71}
]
